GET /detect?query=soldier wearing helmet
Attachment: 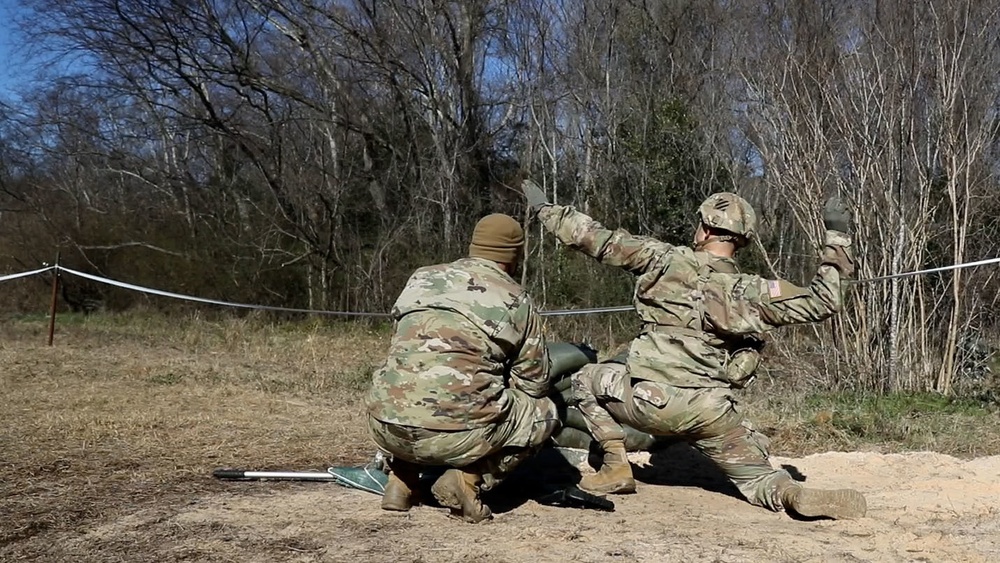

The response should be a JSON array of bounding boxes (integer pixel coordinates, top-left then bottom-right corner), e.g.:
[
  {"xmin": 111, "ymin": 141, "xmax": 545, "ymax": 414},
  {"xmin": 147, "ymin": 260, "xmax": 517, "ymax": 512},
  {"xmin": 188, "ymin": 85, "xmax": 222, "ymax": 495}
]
[
  {"xmin": 520, "ymin": 180, "xmax": 865, "ymax": 521},
  {"xmin": 697, "ymin": 192, "xmax": 757, "ymax": 246}
]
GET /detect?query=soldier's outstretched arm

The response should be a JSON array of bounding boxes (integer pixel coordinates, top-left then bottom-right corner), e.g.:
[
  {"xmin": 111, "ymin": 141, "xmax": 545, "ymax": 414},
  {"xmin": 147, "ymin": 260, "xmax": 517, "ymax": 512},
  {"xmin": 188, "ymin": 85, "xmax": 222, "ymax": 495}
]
[
  {"xmin": 522, "ymin": 179, "xmax": 671, "ymax": 274},
  {"xmin": 702, "ymin": 198, "xmax": 855, "ymax": 334},
  {"xmin": 756, "ymin": 241, "xmax": 851, "ymax": 327},
  {"xmin": 758, "ymin": 197, "xmax": 855, "ymax": 327},
  {"xmin": 507, "ymin": 296, "xmax": 552, "ymax": 398},
  {"xmin": 702, "ymin": 232, "xmax": 853, "ymax": 335}
]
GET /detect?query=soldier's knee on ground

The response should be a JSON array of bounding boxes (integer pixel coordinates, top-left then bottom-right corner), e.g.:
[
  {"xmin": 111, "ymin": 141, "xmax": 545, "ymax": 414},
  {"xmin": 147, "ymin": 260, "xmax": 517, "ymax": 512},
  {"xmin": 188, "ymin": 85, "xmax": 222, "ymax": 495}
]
[{"xmin": 694, "ymin": 414, "xmax": 788, "ymax": 510}]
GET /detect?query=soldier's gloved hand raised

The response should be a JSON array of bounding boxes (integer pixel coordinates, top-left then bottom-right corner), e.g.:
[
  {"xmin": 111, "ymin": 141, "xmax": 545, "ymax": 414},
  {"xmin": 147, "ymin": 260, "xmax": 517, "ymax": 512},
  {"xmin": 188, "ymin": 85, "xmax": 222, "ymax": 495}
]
[
  {"xmin": 820, "ymin": 195, "xmax": 855, "ymax": 277},
  {"xmin": 823, "ymin": 196, "xmax": 851, "ymax": 233},
  {"xmin": 521, "ymin": 178, "xmax": 550, "ymax": 212}
]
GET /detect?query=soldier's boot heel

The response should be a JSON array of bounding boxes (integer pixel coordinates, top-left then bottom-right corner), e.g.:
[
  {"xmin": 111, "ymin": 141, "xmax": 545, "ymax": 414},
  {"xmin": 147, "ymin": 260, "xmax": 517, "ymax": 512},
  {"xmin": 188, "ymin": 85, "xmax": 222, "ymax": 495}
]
[
  {"xmin": 579, "ymin": 441, "xmax": 636, "ymax": 495},
  {"xmin": 381, "ymin": 459, "xmax": 422, "ymax": 512},
  {"xmin": 430, "ymin": 468, "xmax": 492, "ymax": 523},
  {"xmin": 781, "ymin": 485, "xmax": 867, "ymax": 520}
]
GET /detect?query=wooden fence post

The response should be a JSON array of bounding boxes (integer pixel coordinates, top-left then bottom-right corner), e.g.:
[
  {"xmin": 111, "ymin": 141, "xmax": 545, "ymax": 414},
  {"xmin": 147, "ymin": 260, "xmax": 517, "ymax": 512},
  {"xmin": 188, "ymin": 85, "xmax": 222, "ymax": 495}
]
[{"xmin": 47, "ymin": 251, "xmax": 60, "ymax": 346}]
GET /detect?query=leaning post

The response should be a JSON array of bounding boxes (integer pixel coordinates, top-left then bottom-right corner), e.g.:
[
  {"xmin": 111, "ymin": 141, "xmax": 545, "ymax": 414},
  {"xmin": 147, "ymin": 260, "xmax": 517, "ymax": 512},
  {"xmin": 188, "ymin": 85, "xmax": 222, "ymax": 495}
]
[{"xmin": 47, "ymin": 251, "xmax": 60, "ymax": 346}]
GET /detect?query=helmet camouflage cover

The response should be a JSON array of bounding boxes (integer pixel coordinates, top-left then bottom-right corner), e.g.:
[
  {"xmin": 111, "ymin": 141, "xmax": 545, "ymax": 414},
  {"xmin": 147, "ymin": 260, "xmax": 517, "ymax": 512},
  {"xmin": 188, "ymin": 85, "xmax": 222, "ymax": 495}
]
[{"xmin": 697, "ymin": 193, "xmax": 757, "ymax": 240}]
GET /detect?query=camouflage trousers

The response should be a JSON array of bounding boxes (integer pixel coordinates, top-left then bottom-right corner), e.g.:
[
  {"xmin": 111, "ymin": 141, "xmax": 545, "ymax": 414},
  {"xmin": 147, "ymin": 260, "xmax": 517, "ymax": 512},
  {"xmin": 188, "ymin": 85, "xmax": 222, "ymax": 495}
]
[
  {"xmin": 368, "ymin": 389, "xmax": 559, "ymax": 490},
  {"xmin": 572, "ymin": 362, "xmax": 793, "ymax": 511}
]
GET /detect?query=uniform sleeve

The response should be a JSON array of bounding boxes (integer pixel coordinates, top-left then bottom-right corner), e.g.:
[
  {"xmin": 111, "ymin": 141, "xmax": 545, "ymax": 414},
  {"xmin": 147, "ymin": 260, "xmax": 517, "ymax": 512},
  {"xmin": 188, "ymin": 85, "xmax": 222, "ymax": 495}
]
[
  {"xmin": 756, "ymin": 229, "xmax": 853, "ymax": 327},
  {"xmin": 750, "ymin": 268, "xmax": 843, "ymax": 327},
  {"xmin": 507, "ymin": 295, "xmax": 552, "ymax": 398},
  {"xmin": 701, "ymin": 230, "xmax": 853, "ymax": 334},
  {"xmin": 537, "ymin": 204, "xmax": 672, "ymax": 275}
]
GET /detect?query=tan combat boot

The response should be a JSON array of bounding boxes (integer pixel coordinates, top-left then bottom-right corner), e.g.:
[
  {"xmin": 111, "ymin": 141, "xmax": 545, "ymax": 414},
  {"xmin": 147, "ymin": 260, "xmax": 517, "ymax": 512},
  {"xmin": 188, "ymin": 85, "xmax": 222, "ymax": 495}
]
[
  {"xmin": 430, "ymin": 467, "xmax": 492, "ymax": 523},
  {"xmin": 381, "ymin": 459, "xmax": 422, "ymax": 512},
  {"xmin": 780, "ymin": 483, "xmax": 867, "ymax": 520},
  {"xmin": 579, "ymin": 440, "xmax": 636, "ymax": 494}
]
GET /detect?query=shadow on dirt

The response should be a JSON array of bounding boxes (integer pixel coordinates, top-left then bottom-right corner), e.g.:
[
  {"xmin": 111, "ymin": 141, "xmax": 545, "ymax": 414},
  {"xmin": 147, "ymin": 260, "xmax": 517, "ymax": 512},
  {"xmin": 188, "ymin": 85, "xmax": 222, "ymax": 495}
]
[
  {"xmin": 632, "ymin": 443, "xmax": 809, "ymax": 505},
  {"xmin": 395, "ymin": 448, "xmax": 587, "ymax": 515},
  {"xmin": 409, "ymin": 442, "xmax": 812, "ymax": 517},
  {"xmin": 483, "ymin": 447, "xmax": 588, "ymax": 515},
  {"xmin": 629, "ymin": 443, "xmax": 744, "ymax": 501}
]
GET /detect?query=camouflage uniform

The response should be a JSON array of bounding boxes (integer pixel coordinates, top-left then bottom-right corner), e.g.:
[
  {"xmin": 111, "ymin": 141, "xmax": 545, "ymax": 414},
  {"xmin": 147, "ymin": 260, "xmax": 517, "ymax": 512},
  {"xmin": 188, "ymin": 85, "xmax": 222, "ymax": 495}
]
[
  {"xmin": 367, "ymin": 256, "xmax": 558, "ymax": 489},
  {"xmin": 536, "ymin": 203, "xmax": 853, "ymax": 511}
]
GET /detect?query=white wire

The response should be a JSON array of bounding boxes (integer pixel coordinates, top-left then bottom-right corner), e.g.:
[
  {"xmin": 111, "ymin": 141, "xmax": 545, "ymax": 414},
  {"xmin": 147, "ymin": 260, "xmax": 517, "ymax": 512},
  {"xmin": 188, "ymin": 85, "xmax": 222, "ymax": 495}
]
[
  {"xmin": 0, "ymin": 266, "xmax": 55, "ymax": 283},
  {"xmin": 851, "ymin": 256, "xmax": 1000, "ymax": 285},
  {"xmin": 58, "ymin": 265, "xmax": 631, "ymax": 317},
  {"xmin": 58, "ymin": 266, "xmax": 391, "ymax": 317},
  {"xmin": 3, "ymin": 257, "xmax": 999, "ymax": 318},
  {"xmin": 540, "ymin": 305, "xmax": 633, "ymax": 316}
]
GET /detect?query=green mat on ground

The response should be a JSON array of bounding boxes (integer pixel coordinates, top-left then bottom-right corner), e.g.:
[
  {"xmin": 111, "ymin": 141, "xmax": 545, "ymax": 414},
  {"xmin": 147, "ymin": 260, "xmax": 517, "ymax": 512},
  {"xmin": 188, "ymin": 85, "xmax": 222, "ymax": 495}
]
[{"xmin": 327, "ymin": 464, "xmax": 389, "ymax": 495}]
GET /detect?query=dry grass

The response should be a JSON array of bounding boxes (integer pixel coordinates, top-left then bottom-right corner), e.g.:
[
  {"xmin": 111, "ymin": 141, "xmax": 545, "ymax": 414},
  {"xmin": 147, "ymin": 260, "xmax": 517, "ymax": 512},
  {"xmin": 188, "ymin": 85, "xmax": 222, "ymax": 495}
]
[
  {"xmin": 743, "ymin": 362, "xmax": 1000, "ymax": 458},
  {"xmin": 0, "ymin": 312, "xmax": 385, "ymax": 558},
  {"xmin": 3, "ymin": 311, "xmax": 1000, "ymax": 560}
]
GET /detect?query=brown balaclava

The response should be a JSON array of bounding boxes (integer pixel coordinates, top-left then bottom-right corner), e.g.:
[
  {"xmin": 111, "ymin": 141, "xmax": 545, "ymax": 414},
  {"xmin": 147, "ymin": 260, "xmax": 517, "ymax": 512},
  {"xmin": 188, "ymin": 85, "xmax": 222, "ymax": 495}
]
[{"xmin": 468, "ymin": 213, "xmax": 524, "ymax": 265}]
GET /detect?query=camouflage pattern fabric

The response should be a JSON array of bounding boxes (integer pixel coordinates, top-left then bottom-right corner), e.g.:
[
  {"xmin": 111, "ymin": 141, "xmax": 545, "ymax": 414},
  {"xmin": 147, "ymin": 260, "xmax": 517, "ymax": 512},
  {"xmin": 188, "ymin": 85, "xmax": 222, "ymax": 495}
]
[
  {"xmin": 367, "ymin": 256, "xmax": 550, "ymax": 431},
  {"xmin": 535, "ymin": 203, "xmax": 853, "ymax": 512},
  {"xmin": 368, "ymin": 388, "xmax": 559, "ymax": 490},
  {"xmin": 536, "ymin": 204, "xmax": 852, "ymax": 389},
  {"xmin": 571, "ymin": 361, "xmax": 791, "ymax": 510},
  {"xmin": 698, "ymin": 192, "xmax": 757, "ymax": 239},
  {"xmin": 367, "ymin": 255, "xmax": 557, "ymax": 489}
]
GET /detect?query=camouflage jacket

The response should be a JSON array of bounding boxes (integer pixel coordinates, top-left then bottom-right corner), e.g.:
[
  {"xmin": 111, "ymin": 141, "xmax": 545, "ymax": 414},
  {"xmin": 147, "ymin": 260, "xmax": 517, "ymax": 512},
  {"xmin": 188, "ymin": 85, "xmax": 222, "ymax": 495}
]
[
  {"xmin": 367, "ymin": 257, "xmax": 551, "ymax": 430},
  {"xmin": 537, "ymin": 204, "xmax": 853, "ymax": 388}
]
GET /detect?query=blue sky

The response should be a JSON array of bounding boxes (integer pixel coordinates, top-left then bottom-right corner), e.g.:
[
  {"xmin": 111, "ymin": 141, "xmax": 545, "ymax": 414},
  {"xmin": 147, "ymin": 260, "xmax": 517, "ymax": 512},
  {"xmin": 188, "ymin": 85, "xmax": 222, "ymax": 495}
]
[{"xmin": 0, "ymin": 0, "xmax": 29, "ymax": 97}]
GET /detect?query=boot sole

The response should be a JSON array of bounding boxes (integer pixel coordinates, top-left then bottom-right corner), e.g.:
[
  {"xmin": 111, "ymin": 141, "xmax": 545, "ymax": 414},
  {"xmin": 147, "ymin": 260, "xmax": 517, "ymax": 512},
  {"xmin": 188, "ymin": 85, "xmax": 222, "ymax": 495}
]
[
  {"xmin": 791, "ymin": 489, "xmax": 867, "ymax": 520},
  {"xmin": 578, "ymin": 478, "xmax": 637, "ymax": 495},
  {"xmin": 380, "ymin": 499, "xmax": 412, "ymax": 512}
]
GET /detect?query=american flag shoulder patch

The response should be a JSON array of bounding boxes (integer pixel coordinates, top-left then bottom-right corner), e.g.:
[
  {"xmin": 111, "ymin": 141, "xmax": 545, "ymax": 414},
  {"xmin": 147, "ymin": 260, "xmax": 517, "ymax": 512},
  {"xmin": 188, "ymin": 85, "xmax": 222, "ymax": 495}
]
[{"xmin": 767, "ymin": 280, "xmax": 781, "ymax": 298}]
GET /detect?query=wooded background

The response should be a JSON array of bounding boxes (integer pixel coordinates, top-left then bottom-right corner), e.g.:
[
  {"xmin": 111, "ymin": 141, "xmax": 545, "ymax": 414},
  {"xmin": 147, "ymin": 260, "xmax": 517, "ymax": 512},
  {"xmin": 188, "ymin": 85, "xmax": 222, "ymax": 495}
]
[{"xmin": 1, "ymin": 0, "xmax": 998, "ymax": 395}]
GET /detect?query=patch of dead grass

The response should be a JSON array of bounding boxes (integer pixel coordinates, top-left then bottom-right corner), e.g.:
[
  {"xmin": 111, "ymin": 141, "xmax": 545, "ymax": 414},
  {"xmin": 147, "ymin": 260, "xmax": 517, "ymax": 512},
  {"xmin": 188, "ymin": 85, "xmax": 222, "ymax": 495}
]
[{"xmin": 1, "ymin": 313, "xmax": 384, "ymax": 557}]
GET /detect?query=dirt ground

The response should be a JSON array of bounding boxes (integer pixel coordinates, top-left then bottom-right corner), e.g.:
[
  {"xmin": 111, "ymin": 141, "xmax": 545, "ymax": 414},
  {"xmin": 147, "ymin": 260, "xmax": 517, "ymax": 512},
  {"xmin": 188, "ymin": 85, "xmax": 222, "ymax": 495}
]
[
  {"xmin": 3, "ymin": 318, "xmax": 1000, "ymax": 562},
  {"xmin": 10, "ymin": 447, "xmax": 1000, "ymax": 563}
]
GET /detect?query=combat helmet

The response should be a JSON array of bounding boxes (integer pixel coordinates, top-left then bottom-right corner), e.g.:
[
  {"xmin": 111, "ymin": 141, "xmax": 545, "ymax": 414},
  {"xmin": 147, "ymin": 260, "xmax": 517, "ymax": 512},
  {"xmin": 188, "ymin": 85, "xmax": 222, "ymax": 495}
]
[{"xmin": 697, "ymin": 192, "xmax": 757, "ymax": 243}]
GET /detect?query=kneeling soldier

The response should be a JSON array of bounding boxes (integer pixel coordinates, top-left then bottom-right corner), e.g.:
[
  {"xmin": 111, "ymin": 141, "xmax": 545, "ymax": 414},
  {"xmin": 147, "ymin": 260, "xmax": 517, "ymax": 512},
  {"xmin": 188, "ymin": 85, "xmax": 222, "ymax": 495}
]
[{"xmin": 366, "ymin": 214, "xmax": 558, "ymax": 523}]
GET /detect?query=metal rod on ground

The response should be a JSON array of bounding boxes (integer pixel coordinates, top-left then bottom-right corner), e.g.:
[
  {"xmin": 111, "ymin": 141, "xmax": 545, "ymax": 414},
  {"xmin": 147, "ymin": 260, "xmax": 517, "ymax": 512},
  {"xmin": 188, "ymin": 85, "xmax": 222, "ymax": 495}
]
[
  {"xmin": 47, "ymin": 252, "xmax": 60, "ymax": 346},
  {"xmin": 212, "ymin": 469, "xmax": 338, "ymax": 481}
]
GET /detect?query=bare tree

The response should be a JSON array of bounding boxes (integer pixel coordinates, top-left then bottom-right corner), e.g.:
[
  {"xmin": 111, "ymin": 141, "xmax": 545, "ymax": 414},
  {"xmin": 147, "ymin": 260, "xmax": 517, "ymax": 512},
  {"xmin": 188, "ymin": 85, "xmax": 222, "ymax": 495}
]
[{"xmin": 733, "ymin": 0, "xmax": 1000, "ymax": 393}]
